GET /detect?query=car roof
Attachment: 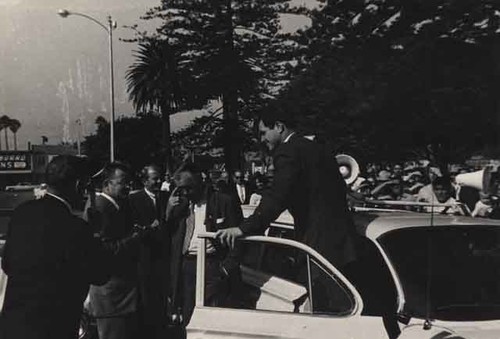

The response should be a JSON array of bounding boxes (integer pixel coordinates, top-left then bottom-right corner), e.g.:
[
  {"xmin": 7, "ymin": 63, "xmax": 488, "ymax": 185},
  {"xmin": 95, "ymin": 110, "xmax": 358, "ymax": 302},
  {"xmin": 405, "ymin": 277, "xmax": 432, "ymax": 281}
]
[{"xmin": 354, "ymin": 210, "xmax": 500, "ymax": 240}]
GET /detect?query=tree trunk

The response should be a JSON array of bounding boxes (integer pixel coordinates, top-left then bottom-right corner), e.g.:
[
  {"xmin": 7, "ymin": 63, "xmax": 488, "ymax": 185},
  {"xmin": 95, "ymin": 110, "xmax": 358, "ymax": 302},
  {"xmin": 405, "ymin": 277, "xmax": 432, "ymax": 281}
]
[
  {"xmin": 161, "ymin": 105, "xmax": 173, "ymax": 173},
  {"xmin": 4, "ymin": 129, "xmax": 8, "ymax": 151},
  {"xmin": 222, "ymin": 91, "xmax": 241, "ymax": 175},
  {"xmin": 220, "ymin": 0, "xmax": 242, "ymax": 175},
  {"xmin": 13, "ymin": 132, "xmax": 17, "ymax": 150}
]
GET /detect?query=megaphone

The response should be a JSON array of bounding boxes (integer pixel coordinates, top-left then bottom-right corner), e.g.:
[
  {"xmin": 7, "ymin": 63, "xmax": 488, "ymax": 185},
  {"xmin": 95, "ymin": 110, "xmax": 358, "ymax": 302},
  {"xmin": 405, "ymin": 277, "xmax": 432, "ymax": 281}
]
[
  {"xmin": 335, "ymin": 154, "xmax": 360, "ymax": 185},
  {"xmin": 455, "ymin": 165, "xmax": 500, "ymax": 194}
]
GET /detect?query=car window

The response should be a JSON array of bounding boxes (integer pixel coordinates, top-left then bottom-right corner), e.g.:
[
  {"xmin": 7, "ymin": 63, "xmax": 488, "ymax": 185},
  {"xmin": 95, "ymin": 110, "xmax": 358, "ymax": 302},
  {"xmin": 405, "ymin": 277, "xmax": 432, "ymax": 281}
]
[
  {"xmin": 203, "ymin": 239, "xmax": 355, "ymax": 316},
  {"xmin": 379, "ymin": 225, "xmax": 500, "ymax": 321}
]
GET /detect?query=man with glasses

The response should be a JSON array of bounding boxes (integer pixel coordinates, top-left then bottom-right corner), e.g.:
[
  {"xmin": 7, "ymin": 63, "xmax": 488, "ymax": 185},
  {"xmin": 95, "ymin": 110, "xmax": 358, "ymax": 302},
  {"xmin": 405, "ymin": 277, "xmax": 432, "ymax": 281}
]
[
  {"xmin": 85, "ymin": 162, "xmax": 148, "ymax": 339},
  {"xmin": 232, "ymin": 170, "xmax": 250, "ymax": 205}
]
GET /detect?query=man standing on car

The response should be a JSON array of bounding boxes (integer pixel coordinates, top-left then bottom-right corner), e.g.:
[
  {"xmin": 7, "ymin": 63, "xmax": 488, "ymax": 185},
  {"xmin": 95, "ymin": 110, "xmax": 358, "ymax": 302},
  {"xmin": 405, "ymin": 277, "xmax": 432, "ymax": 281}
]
[
  {"xmin": 85, "ymin": 162, "xmax": 150, "ymax": 339},
  {"xmin": 0, "ymin": 155, "xmax": 109, "ymax": 339},
  {"xmin": 215, "ymin": 108, "xmax": 357, "ymax": 271}
]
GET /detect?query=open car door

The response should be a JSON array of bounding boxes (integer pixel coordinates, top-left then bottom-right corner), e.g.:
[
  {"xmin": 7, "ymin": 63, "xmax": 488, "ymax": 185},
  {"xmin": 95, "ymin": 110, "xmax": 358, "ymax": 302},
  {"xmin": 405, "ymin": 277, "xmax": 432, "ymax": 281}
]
[{"xmin": 187, "ymin": 233, "xmax": 390, "ymax": 339}]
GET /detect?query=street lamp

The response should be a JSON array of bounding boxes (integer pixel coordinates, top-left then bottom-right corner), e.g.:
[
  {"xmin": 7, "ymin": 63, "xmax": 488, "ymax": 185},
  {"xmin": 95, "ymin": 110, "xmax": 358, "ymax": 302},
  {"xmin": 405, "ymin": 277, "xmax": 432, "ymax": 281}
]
[{"xmin": 58, "ymin": 9, "xmax": 117, "ymax": 162}]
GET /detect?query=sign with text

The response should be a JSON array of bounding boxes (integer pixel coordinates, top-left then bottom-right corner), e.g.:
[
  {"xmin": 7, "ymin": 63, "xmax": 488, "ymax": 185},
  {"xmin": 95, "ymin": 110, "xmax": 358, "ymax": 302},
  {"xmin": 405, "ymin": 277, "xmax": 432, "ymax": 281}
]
[{"xmin": 0, "ymin": 152, "xmax": 32, "ymax": 173}]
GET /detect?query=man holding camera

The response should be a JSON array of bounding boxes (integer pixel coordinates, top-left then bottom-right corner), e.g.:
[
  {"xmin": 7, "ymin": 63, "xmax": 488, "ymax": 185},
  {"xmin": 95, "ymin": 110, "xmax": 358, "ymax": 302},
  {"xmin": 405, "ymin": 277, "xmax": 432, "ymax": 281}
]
[{"xmin": 85, "ymin": 162, "xmax": 155, "ymax": 339}]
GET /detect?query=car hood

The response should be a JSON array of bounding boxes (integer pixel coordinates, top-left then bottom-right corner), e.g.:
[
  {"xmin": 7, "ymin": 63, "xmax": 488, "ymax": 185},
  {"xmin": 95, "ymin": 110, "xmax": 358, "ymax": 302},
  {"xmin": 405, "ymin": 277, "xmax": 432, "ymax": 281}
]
[{"xmin": 399, "ymin": 321, "xmax": 500, "ymax": 339}]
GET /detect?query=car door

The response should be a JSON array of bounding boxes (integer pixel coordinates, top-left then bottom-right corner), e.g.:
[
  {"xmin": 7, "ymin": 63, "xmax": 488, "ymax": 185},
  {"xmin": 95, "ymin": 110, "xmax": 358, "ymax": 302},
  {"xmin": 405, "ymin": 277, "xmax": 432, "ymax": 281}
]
[{"xmin": 187, "ymin": 233, "xmax": 389, "ymax": 339}]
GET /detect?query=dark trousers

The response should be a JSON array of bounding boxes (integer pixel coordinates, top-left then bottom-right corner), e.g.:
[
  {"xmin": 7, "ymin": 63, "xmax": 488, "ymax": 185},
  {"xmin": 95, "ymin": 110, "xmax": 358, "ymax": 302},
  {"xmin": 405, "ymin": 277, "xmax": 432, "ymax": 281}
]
[{"xmin": 96, "ymin": 313, "xmax": 138, "ymax": 339}]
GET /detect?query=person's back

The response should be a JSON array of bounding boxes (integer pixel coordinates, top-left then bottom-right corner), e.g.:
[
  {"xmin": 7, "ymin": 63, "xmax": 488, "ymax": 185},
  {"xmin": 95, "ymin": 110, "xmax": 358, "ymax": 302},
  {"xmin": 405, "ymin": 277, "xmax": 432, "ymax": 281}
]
[
  {"xmin": 1, "ymin": 196, "xmax": 106, "ymax": 339},
  {"xmin": 217, "ymin": 112, "xmax": 357, "ymax": 270},
  {"xmin": 273, "ymin": 136, "xmax": 355, "ymax": 267}
]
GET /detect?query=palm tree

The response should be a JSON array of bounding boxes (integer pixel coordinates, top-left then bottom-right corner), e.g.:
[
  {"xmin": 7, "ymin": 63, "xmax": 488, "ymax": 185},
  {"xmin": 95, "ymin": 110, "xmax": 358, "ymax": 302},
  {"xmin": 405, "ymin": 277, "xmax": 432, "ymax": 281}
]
[
  {"xmin": 8, "ymin": 119, "xmax": 21, "ymax": 150},
  {"xmin": 126, "ymin": 40, "xmax": 199, "ymax": 172},
  {"xmin": 0, "ymin": 116, "xmax": 12, "ymax": 151}
]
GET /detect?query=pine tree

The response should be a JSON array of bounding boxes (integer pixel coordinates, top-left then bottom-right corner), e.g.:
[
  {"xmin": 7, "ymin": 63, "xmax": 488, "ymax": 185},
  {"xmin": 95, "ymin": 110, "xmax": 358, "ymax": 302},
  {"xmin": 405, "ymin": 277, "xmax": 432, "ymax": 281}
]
[{"xmin": 130, "ymin": 0, "xmax": 310, "ymax": 172}]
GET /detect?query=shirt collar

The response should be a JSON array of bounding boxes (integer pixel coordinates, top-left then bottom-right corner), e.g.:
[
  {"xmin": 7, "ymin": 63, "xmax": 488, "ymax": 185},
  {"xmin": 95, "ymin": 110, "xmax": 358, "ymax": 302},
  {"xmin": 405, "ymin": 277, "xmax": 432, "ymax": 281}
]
[
  {"xmin": 45, "ymin": 192, "xmax": 72, "ymax": 212},
  {"xmin": 144, "ymin": 188, "xmax": 156, "ymax": 201},
  {"xmin": 99, "ymin": 192, "xmax": 120, "ymax": 210},
  {"xmin": 283, "ymin": 132, "xmax": 295, "ymax": 144}
]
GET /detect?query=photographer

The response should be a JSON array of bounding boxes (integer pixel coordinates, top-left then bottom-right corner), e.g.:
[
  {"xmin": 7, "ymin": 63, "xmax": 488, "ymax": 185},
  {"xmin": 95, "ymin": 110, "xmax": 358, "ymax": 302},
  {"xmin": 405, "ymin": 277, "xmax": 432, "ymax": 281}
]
[{"xmin": 84, "ymin": 162, "xmax": 153, "ymax": 339}]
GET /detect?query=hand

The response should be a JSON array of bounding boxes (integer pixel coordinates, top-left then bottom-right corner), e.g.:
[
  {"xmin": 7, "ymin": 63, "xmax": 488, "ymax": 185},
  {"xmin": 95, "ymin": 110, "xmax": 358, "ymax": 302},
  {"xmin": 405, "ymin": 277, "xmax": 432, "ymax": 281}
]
[
  {"xmin": 215, "ymin": 227, "xmax": 244, "ymax": 250},
  {"xmin": 166, "ymin": 187, "xmax": 181, "ymax": 220},
  {"xmin": 150, "ymin": 219, "xmax": 160, "ymax": 229}
]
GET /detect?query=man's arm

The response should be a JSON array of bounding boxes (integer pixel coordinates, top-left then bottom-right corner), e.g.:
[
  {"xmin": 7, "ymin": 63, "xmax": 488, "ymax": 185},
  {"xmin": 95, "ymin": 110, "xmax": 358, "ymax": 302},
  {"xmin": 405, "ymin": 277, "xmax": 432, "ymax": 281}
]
[
  {"xmin": 76, "ymin": 218, "xmax": 110, "ymax": 286},
  {"xmin": 240, "ymin": 148, "xmax": 299, "ymax": 234},
  {"xmin": 84, "ymin": 198, "xmax": 141, "ymax": 258},
  {"xmin": 224, "ymin": 194, "xmax": 244, "ymax": 228},
  {"xmin": 216, "ymin": 147, "xmax": 300, "ymax": 247}
]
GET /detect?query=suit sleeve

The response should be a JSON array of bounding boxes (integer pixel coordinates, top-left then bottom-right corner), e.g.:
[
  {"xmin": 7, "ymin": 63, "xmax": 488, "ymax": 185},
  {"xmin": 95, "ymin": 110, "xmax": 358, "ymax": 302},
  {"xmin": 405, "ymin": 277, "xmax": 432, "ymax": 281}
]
[
  {"xmin": 224, "ymin": 194, "xmax": 243, "ymax": 229},
  {"xmin": 75, "ymin": 218, "xmax": 110, "ymax": 286},
  {"xmin": 240, "ymin": 146, "xmax": 299, "ymax": 234},
  {"xmin": 84, "ymin": 198, "xmax": 140, "ymax": 259}
]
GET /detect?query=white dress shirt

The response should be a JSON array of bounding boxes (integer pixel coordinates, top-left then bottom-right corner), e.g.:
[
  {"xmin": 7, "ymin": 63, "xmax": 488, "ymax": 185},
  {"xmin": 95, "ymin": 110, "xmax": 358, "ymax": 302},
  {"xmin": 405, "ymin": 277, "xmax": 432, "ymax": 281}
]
[
  {"xmin": 187, "ymin": 202, "xmax": 215, "ymax": 255},
  {"xmin": 236, "ymin": 184, "xmax": 246, "ymax": 204}
]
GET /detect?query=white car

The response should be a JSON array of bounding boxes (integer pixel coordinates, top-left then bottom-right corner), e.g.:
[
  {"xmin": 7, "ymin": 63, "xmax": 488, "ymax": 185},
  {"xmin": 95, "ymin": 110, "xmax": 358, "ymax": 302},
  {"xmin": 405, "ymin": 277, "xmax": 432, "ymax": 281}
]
[{"xmin": 187, "ymin": 209, "xmax": 500, "ymax": 339}]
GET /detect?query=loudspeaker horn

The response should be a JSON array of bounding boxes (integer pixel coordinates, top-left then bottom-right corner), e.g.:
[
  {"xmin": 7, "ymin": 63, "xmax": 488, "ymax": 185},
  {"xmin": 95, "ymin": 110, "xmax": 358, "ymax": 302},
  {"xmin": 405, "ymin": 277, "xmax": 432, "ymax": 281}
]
[
  {"xmin": 335, "ymin": 154, "xmax": 360, "ymax": 185},
  {"xmin": 455, "ymin": 165, "xmax": 500, "ymax": 194}
]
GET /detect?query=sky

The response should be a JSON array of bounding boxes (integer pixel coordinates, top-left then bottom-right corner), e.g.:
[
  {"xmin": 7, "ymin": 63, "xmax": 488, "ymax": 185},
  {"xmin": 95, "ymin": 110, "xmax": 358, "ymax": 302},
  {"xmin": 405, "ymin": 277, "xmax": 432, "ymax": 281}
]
[{"xmin": 0, "ymin": 0, "xmax": 315, "ymax": 150}]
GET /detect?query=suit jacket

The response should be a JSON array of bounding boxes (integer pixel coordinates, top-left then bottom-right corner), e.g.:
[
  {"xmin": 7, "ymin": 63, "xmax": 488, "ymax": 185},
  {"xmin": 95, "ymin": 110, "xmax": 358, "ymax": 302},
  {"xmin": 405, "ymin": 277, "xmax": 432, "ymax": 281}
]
[
  {"xmin": 167, "ymin": 190, "xmax": 243, "ymax": 309},
  {"xmin": 232, "ymin": 183, "xmax": 251, "ymax": 205},
  {"xmin": 129, "ymin": 189, "xmax": 167, "ymax": 228},
  {"xmin": 85, "ymin": 194, "xmax": 140, "ymax": 318},
  {"xmin": 1, "ymin": 195, "xmax": 108, "ymax": 339},
  {"xmin": 129, "ymin": 189, "xmax": 169, "ymax": 338},
  {"xmin": 129, "ymin": 189, "xmax": 168, "ymax": 270},
  {"xmin": 240, "ymin": 134, "xmax": 357, "ymax": 268},
  {"xmin": 206, "ymin": 191, "xmax": 243, "ymax": 232}
]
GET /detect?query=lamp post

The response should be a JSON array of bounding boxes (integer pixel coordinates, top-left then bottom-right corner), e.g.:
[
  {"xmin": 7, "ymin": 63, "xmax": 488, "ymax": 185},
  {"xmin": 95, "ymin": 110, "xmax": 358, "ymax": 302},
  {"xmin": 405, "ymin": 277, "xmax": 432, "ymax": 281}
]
[{"xmin": 58, "ymin": 9, "xmax": 116, "ymax": 162}]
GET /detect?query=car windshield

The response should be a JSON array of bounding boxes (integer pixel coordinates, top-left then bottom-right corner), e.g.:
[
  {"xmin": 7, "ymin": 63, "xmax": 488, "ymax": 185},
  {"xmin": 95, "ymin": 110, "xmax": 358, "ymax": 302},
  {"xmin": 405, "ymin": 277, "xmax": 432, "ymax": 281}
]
[{"xmin": 379, "ymin": 225, "xmax": 500, "ymax": 321}]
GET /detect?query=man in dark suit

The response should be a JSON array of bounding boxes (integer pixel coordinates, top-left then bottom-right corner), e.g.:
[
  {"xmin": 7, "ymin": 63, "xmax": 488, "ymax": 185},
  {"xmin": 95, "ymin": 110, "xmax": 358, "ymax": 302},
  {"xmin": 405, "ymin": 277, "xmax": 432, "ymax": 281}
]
[
  {"xmin": 129, "ymin": 164, "xmax": 167, "ymax": 339},
  {"xmin": 216, "ymin": 111, "xmax": 357, "ymax": 270},
  {"xmin": 85, "ymin": 162, "xmax": 149, "ymax": 339},
  {"xmin": 232, "ymin": 170, "xmax": 250, "ymax": 205},
  {"xmin": 166, "ymin": 164, "xmax": 242, "ymax": 330},
  {"xmin": 0, "ymin": 155, "xmax": 109, "ymax": 339}
]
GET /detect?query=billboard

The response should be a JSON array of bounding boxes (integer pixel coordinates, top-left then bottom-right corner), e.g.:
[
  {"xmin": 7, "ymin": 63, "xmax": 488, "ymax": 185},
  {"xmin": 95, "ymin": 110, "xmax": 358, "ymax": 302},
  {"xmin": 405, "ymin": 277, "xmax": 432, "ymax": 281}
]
[{"xmin": 0, "ymin": 152, "xmax": 32, "ymax": 173}]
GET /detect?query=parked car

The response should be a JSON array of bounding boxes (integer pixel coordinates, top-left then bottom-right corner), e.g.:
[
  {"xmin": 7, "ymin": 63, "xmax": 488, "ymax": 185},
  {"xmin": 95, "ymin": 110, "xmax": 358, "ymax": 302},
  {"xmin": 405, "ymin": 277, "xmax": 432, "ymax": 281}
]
[{"xmin": 187, "ymin": 207, "xmax": 500, "ymax": 339}]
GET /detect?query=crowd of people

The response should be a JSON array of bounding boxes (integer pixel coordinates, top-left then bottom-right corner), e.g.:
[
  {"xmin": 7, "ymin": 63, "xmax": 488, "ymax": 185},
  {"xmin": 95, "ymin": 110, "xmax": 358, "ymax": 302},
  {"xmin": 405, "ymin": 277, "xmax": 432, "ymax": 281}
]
[
  {"xmin": 1, "ymin": 109, "xmax": 499, "ymax": 339},
  {"xmin": 343, "ymin": 161, "xmax": 500, "ymax": 218}
]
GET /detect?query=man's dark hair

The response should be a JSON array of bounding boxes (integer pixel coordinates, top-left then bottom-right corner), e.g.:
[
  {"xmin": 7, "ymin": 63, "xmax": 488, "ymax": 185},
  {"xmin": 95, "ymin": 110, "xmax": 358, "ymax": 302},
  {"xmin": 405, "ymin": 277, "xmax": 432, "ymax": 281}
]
[
  {"xmin": 259, "ymin": 102, "xmax": 297, "ymax": 129},
  {"xmin": 432, "ymin": 175, "xmax": 452, "ymax": 190},
  {"xmin": 140, "ymin": 164, "xmax": 161, "ymax": 182},
  {"xmin": 102, "ymin": 162, "xmax": 131, "ymax": 186},
  {"xmin": 45, "ymin": 155, "xmax": 82, "ymax": 191}
]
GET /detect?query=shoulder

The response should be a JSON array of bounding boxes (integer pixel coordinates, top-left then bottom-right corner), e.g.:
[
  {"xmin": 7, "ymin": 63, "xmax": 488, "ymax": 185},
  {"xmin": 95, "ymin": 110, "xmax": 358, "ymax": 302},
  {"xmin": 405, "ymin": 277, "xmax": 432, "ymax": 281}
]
[
  {"xmin": 94, "ymin": 194, "xmax": 114, "ymax": 211},
  {"xmin": 10, "ymin": 199, "xmax": 41, "ymax": 220},
  {"xmin": 128, "ymin": 190, "xmax": 146, "ymax": 202}
]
